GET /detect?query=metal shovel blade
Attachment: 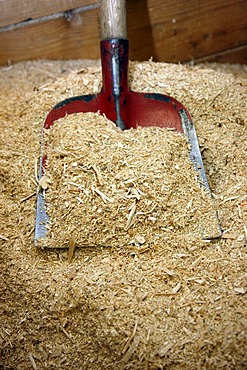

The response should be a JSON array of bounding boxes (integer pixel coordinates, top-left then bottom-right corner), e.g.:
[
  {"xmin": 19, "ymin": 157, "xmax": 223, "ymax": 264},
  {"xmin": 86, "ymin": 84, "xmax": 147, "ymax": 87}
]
[{"xmin": 35, "ymin": 39, "xmax": 222, "ymax": 243}]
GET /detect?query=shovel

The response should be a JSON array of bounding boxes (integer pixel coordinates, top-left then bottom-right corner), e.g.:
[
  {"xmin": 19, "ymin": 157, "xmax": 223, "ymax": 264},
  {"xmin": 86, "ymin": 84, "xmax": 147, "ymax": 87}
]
[{"xmin": 35, "ymin": 0, "xmax": 221, "ymax": 242}]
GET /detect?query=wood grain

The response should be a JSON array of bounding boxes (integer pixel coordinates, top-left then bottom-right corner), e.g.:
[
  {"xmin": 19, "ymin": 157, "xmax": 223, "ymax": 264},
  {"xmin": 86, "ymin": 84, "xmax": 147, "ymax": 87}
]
[
  {"xmin": 0, "ymin": 0, "xmax": 246, "ymax": 65},
  {"xmin": 127, "ymin": 0, "xmax": 247, "ymax": 62},
  {"xmin": 0, "ymin": 8, "xmax": 100, "ymax": 63},
  {"xmin": 100, "ymin": 0, "xmax": 127, "ymax": 39},
  {"xmin": 194, "ymin": 45, "xmax": 247, "ymax": 64},
  {"xmin": 0, "ymin": 0, "xmax": 97, "ymax": 27}
]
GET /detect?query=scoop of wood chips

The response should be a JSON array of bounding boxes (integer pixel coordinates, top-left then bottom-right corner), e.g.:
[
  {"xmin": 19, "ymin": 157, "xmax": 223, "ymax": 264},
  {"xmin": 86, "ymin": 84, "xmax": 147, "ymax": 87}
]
[
  {"xmin": 39, "ymin": 112, "xmax": 219, "ymax": 249},
  {"xmin": 1, "ymin": 59, "xmax": 246, "ymax": 370}
]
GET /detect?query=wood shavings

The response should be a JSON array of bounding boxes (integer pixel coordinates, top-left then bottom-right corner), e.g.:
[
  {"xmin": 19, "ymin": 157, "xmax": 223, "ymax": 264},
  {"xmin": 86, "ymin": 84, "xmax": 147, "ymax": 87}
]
[
  {"xmin": 234, "ymin": 287, "xmax": 246, "ymax": 295},
  {"xmin": 38, "ymin": 110, "xmax": 220, "ymax": 248},
  {"xmin": 28, "ymin": 353, "xmax": 37, "ymax": 370},
  {"xmin": 38, "ymin": 175, "xmax": 51, "ymax": 190},
  {"xmin": 0, "ymin": 59, "xmax": 246, "ymax": 370},
  {"xmin": 67, "ymin": 235, "xmax": 76, "ymax": 263},
  {"xmin": 125, "ymin": 201, "xmax": 137, "ymax": 231},
  {"xmin": 92, "ymin": 185, "xmax": 113, "ymax": 203},
  {"xmin": 19, "ymin": 191, "xmax": 36, "ymax": 203}
]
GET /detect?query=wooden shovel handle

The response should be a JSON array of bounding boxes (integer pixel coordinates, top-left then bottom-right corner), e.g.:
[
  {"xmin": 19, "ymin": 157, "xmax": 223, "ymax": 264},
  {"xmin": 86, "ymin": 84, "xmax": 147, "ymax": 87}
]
[{"xmin": 100, "ymin": 0, "xmax": 127, "ymax": 39}]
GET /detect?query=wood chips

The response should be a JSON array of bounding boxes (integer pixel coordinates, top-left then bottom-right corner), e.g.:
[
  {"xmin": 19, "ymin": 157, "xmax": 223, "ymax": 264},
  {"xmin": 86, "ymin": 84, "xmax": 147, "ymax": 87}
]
[
  {"xmin": 40, "ymin": 111, "xmax": 220, "ymax": 249},
  {"xmin": 0, "ymin": 59, "xmax": 246, "ymax": 369}
]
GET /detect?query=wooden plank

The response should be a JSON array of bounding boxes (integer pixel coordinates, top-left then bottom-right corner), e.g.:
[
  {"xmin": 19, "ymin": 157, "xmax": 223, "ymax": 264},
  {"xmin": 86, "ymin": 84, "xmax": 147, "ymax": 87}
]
[
  {"xmin": 0, "ymin": 0, "xmax": 97, "ymax": 27},
  {"xmin": 127, "ymin": 0, "xmax": 247, "ymax": 63},
  {"xmin": 0, "ymin": 7, "xmax": 101, "ymax": 63},
  {"xmin": 0, "ymin": 0, "xmax": 246, "ymax": 66},
  {"xmin": 194, "ymin": 45, "xmax": 247, "ymax": 64}
]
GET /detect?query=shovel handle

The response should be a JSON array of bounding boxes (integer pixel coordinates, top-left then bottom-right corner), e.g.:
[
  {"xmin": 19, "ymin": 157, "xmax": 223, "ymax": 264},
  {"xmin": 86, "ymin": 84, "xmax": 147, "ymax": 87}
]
[{"xmin": 100, "ymin": 0, "xmax": 127, "ymax": 39}]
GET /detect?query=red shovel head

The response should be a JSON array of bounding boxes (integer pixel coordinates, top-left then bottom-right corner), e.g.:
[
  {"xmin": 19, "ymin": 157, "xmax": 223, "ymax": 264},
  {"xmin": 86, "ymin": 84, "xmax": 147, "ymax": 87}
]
[
  {"xmin": 35, "ymin": 39, "xmax": 222, "ymax": 241},
  {"xmin": 44, "ymin": 39, "xmax": 188, "ymax": 132}
]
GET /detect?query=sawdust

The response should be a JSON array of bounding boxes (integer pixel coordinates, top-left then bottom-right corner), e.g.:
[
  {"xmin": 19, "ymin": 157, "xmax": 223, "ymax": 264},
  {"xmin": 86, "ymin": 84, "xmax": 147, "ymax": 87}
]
[
  {"xmin": 0, "ymin": 59, "xmax": 246, "ymax": 369},
  {"xmin": 40, "ymin": 112, "xmax": 220, "ymax": 249}
]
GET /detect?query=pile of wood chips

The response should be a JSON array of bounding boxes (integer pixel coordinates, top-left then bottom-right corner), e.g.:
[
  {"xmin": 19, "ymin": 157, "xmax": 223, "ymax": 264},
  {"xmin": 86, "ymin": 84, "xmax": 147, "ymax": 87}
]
[
  {"xmin": 0, "ymin": 59, "xmax": 246, "ymax": 370},
  {"xmin": 41, "ymin": 111, "xmax": 220, "ymax": 249}
]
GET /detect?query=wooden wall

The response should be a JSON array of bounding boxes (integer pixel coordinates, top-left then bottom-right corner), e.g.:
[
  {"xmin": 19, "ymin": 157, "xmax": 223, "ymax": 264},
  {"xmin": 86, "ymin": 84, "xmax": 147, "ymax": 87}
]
[{"xmin": 0, "ymin": 0, "xmax": 246, "ymax": 66}]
